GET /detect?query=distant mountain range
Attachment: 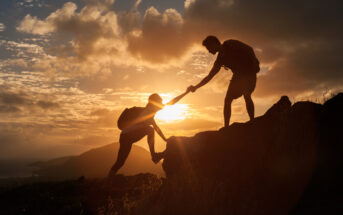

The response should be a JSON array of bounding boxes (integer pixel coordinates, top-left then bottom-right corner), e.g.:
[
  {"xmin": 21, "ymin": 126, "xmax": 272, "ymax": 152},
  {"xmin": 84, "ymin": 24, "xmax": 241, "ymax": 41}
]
[
  {"xmin": 31, "ymin": 143, "xmax": 164, "ymax": 179},
  {"xmin": 0, "ymin": 159, "xmax": 36, "ymax": 178}
]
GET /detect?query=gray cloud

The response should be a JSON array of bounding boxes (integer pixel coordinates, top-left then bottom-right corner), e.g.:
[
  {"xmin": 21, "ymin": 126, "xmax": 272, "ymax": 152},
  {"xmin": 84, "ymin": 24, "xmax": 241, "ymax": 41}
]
[
  {"xmin": 0, "ymin": 89, "xmax": 61, "ymax": 113},
  {"xmin": 17, "ymin": 2, "xmax": 119, "ymax": 60},
  {"xmin": 254, "ymin": 39, "xmax": 343, "ymax": 97},
  {"xmin": 184, "ymin": 0, "xmax": 343, "ymax": 41},
  {"xmin": 0, "ymin": 105, "xmax": 21, "ymax": 113},
  {"xmin": 117, "ymin": 10, "xmax": 140, "ymax": 34},
  {"xmin": 36, "ymin": 100, "xmax": 60, "ymax": 109},
  {"xmin": 0, "ymin": 91, "xmax": 31, "ymax": 106},
  {"xmin": 127, "ymin": 7, "xmax": 195, "ymax": 63},
  {"xmin": 89, "ymin": 108, "xmax": 119, "ymax": 127}
]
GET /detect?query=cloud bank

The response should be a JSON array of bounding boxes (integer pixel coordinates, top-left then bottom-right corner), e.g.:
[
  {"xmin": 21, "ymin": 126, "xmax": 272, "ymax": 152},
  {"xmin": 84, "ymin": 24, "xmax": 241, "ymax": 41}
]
[{"xmin": 16, "ymin": 0, "xmax": 343, "ymax": 96}]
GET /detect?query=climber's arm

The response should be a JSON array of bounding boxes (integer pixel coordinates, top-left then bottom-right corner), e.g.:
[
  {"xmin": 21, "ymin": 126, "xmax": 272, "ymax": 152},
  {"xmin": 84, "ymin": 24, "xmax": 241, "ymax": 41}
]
[
  {"xmin": 188, "ymin": 61, "xmax": 221, "ymax": 92},
  {"xmin": 166, "ymin": 90, "xmax": 190, "ymax": 106},
  {"xmin": 152, "ymin": 119, "xmax": 167, "ymax": 142}
]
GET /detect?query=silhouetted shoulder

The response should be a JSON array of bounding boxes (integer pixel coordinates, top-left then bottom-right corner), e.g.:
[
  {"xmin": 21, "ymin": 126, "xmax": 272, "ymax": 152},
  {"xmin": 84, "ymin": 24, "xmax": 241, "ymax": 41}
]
[
  {"xmin": 217, "ymin": 39, "xmax": 259, "ymax": 73},
  {"xmin": 221, "ymin": 39, "xmax": 254, "ymax": 54}
]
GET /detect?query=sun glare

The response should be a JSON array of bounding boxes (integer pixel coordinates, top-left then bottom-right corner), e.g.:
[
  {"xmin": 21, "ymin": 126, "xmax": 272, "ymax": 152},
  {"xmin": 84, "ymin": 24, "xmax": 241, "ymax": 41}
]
[{"xmin": 155, "ymin": 104, "xmax": 189, "ymax": 123}]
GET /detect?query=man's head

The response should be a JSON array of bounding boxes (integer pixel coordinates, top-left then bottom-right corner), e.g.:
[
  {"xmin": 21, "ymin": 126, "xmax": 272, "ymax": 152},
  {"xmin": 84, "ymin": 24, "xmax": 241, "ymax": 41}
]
[
  {"xmin": 202, "ymin": 35, "xmax": 221, "ymax": 54},
  {"xmin": 148, "ymin": 93, "xmax": 164, "ymax": 111}
]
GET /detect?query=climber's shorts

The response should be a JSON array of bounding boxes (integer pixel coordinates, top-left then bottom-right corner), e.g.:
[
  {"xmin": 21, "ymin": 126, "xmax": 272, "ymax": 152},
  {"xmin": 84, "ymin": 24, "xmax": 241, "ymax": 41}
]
[{"xmin": 226, "ymin": 73, "xmax": 256, "ymax": 100}]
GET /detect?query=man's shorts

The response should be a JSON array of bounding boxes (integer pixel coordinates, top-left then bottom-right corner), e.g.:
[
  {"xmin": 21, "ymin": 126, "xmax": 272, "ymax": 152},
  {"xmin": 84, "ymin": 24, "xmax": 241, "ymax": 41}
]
[
  {"xmin": 120, "ymin": 123, "xmax": 152, "ymax": 144},
  {"xmin": 226, "ymin": 73, "xmax": 256, "ymax": 100}
]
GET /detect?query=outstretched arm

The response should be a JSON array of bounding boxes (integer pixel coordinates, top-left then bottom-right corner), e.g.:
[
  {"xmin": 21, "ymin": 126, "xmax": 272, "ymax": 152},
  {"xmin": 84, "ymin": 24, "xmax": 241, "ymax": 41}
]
[
  {"xmin": 188, "ymin": 61, "xmax": 221, "ymax": 92},
  {"xmin": 166, "ymin": 89, "xmax": 190, "ymax": 106},
  {"xmin": 152, "ymin": 119, "xmax": 167, "ymax": 142}
]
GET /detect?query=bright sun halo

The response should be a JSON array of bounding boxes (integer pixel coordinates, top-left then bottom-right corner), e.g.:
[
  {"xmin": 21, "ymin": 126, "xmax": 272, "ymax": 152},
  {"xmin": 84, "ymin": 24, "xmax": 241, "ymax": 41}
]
[{"xmin": 155, "ymin": 104, "xmax": 189, "ymax": 123}]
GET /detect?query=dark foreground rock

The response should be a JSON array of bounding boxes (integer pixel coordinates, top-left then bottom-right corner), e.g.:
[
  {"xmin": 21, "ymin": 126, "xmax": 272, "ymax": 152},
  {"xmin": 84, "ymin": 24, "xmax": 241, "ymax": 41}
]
[
  {"xmin": 0, "ymin": 173, "xmax": 162, "ymax": 215},
  {"xmin": 159, "ymin": 93, "xmax": 343, "ymax": 215}
]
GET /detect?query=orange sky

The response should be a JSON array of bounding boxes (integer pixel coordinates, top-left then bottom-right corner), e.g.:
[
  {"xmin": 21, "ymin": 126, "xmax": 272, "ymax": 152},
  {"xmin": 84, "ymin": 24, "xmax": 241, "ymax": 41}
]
[{"xmin": 0, "ymin": 0, "xmax": 342, "ymax": 159}]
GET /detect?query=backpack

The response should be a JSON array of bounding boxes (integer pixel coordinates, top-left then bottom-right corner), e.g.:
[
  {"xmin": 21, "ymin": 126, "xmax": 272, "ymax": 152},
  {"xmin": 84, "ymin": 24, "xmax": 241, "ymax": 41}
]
[
  {"xmin": 117, "ymin": 107, "xmax": 144, "ymax": 130},
  {"xmin": 222, "ymin": 40, "xmax": 260, "ymax": 74}
]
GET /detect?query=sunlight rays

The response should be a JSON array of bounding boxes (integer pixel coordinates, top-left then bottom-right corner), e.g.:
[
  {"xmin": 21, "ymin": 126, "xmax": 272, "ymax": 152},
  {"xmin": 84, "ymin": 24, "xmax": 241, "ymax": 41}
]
[{"xmin": 155, "ymin": 104, "xmax": 189, "ymax": 123}]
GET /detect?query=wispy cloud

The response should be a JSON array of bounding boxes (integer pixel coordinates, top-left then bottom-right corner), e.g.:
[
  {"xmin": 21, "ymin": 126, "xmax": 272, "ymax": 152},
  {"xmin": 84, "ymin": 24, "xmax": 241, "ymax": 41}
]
[
  {"xmin": 16, "ymin": 0, "xmax": 50, "ymax": 8},
  {"xmin": 0, "ymin": 23, "xmax": 5, "ymax": 32}
]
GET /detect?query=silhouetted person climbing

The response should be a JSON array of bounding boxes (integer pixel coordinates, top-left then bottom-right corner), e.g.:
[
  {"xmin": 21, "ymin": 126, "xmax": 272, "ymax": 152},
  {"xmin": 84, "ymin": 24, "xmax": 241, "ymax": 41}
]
[
  {"xmin": 108, "ymin": 90, "xmax": 189, "ymax": 178},
  {"xmin": 188, "ymin": 36, "xmax": 260, "ymax": 127}
]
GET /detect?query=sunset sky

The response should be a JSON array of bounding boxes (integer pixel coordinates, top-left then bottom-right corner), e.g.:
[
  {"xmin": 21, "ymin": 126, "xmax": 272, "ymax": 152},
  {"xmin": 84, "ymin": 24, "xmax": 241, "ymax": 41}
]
[{"xmin": 0, "ymin": 0, "xmax": 342, "ymax": 160}]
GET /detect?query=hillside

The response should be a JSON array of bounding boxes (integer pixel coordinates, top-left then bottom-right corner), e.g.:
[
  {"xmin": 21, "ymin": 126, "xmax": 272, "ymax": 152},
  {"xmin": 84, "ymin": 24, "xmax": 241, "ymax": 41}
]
[
  {"xmin": 156, "ymin": 93, "xmax": 343, "ymax": 215},
  {"xmin": 33, "ymin": 143, "xmax": 164, "ymax": 179}
]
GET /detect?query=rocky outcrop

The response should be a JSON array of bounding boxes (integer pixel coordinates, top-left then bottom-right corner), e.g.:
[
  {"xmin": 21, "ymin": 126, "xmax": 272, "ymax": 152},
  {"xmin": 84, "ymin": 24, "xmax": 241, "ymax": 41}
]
[{"xmin": 161, "ymin": 93, "xmax": 343, "ymax": 215}]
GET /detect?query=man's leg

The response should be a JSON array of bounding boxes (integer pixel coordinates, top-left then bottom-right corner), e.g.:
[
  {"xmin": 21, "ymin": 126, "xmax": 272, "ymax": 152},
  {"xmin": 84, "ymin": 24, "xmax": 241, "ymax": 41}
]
[
  {"xmin": 244, "ymin": 93, "xmax": 255, "ymax": 121},
  {"xmin": 224, "ymin": 75, "xmax": 241, "ymax": 127},
  {"xmin": 224, "ymin": 95, "xmax": 234, "ymax": 127},
  {"xmin": 108, "ymin": 139, "xmax": 132, "ymax": 178}
]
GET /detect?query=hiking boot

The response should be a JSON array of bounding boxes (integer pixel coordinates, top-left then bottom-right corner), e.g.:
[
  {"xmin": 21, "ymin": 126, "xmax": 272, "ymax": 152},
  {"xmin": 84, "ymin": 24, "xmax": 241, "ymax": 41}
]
[{"xmin": 152, "ymin": 152, "xmax": 165, "ymax": 164}]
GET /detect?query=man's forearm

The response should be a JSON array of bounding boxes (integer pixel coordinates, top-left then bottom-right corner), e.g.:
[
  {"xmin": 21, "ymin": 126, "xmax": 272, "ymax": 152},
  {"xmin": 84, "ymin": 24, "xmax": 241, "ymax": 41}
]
[
  {"xmin": 158, "ymin": 131, "xmax": 167, "ymax": 141},
  {"xmin": 155, "ymin": 127, "xmax": 167, "ymax": 141},
  {"xmin": 195, "ymin": 76, "xmax": 211, "ymax": 89},
  {"xmin": 194, "ymin": 65, "xmax": 219, "ymax": 90},
  {"xmin": 167, "ymin": 91, "xmax": 188, "ymax": 106}
]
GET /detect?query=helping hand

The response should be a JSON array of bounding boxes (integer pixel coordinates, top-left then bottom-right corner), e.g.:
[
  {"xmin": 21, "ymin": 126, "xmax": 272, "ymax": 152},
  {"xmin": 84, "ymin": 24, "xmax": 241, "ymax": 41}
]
[{"xmin": 187, "ymin": 85, "xmax": 197, "ymax": 93}]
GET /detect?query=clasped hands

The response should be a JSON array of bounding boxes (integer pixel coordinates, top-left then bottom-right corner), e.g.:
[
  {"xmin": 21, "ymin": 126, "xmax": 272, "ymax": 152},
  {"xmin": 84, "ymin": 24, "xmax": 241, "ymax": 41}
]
[
  {"xmin": 163, "ymin": 86, "xmax": 196, "ymax": 142},
  {"xmin": 187, "ymin": 85, "xmax": 197, "ymax": 93}
]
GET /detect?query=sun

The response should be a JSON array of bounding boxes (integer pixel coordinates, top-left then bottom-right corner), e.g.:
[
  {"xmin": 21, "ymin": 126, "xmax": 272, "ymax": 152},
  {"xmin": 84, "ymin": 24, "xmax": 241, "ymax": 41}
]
[{"xmin": 155, "ymin": 104, "xmax": 189, "ymax": 123}]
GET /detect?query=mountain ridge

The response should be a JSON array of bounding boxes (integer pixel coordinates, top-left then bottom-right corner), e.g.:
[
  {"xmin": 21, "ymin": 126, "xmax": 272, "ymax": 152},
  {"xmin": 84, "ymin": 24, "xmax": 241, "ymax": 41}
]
[{"xmin": 33, "ymin": 142, "xmax": 164, "ymax": 179}]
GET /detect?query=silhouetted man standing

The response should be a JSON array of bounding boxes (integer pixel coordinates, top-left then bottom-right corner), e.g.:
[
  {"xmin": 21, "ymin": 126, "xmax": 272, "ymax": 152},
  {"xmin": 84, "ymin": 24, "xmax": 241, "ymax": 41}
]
[{"xmin": 188, "ymin": 36, "xmax": 260, "ymax": 127}]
